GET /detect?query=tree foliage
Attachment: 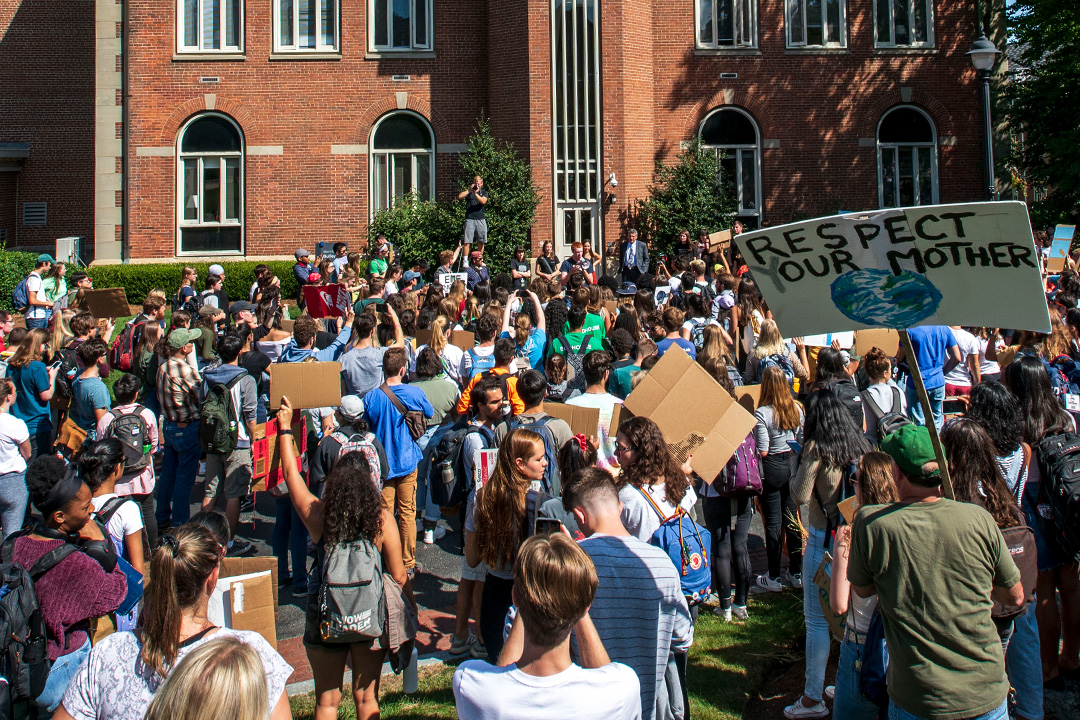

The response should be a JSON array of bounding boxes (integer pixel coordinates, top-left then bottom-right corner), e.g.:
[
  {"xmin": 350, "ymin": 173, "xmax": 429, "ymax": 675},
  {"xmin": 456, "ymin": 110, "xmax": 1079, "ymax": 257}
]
[
  {"xmin": 367, "ymin": 118, "xmax": 540, "ymax": 274},
  {"xmin": 1004, "ymin": 0, "xmax": 1080, "ymax": 228},
  {"xmin": 634, "ymin": 137, "xmax": 736, "ymax": 258}
]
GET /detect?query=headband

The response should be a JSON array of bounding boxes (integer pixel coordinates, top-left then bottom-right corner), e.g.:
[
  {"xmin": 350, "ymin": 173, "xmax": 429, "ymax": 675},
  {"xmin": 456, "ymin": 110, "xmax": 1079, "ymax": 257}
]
[
  {"xmin": 36, "ymin": 465, "xmax": 83, "ymax": 517},
  {"xmin": 573, "ymin": 434, "xmax": 588, "ymax": 454}
]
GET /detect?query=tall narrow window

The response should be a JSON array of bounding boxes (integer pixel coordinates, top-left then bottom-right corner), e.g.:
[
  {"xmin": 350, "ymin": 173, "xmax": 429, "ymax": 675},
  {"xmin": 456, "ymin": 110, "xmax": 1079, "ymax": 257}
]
[
  {"xmin": 786, "ymin": 0, "xmax": 846, "ymax": 47},
  {"xmin": 697, "ymin": 0, "xmax": 757, "ymax": 49},
  {"xmin": 700, "ymin": 108, "xmax": 762, "ymax": 227},
  {"xmin": 178, "ymin": 0, "xmax": 243, "ymax": 53},
  {"xmin": 875, "ymin": 0, "xmax": 933, "ymax": 47},
  {"xmin": 275, "ymin": 0, "xmax": 338, "ymax": 52},
  {"xmin": 370, "ymin": 112, "xmax": 435, "ymax": 214},
  {"xmin": 177, "ymin": 114, "xmax": 244, "ymax": 255},
  {"xmin": 371, "ymin": 0, "xmax": 433, "ymax": 51},
  {"xmin": 877, "ymin": 106, "xmax": 937, "ymax": 208}
]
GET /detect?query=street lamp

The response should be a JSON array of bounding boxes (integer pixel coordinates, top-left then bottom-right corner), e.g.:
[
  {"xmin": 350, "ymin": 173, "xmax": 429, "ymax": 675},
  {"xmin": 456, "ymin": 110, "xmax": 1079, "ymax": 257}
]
[{"xmin": 967, "ymin": 31, "xmax": 1001, "ymax": 201}]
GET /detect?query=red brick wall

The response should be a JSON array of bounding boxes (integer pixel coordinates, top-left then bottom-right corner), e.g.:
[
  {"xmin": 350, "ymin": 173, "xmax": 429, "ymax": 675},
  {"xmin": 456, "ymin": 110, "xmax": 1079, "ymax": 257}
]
[{"xmin": 0, "ymin": 0, "xmax": 95, "ymax": 252}]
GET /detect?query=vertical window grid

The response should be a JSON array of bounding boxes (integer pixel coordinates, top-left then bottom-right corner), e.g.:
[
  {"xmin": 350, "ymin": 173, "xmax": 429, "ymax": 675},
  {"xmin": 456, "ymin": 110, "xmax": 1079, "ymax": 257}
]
[
  {"xmin": 786, "ymin": 0, "xmax": 846, "ymax": 47},
  {"xmin": 877, "ymin": 107, "xmax": 938, "ymax": 207},
  {"xmin": 697, "ymin": 0, "xmax": 756, "ymax": 48},
  {"xmin": 372, "ymin": 0, "xmax": 432, "ymax": 51},
  {"xmin": 874, "ymin": 0, "xmax": 933, "ymax": 47},
  {"xmin": 177, "ymin": 115, "xmax": 244, "ymax": 255},
  {"xmin": 699, "ymin": 108, "xmax": 762, "ymax": 227},
  {"xmin": 178, "ymin": 0, "xmax": 242, "ymax": 52},
  {"xmin": 369, "ymin": 112, "xmax": 435, "ymax": 215},
  {"xmin": 275, "ymin": 0, "xmax": 338, "ymax": 51}
]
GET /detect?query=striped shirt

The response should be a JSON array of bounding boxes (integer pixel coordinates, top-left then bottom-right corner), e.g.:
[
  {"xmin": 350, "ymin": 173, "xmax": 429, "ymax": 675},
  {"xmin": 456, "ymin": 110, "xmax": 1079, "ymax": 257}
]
[
  {"xmin": 157, "ymin": 355, "xmax": 201, "ymax": 422},
  {"xmin": 578, "ymin": 534, "xmax": 693, "ymax": 720}
]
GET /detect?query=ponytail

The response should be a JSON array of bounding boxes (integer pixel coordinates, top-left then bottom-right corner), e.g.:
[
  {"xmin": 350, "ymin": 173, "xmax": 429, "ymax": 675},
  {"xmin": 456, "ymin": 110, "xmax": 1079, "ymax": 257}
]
[
  {"xmin": 429, "ymin": 315, "xmax": 450, "ymax": 356},
  {"xmin": 514, "ymin": 312, "xmax": 531, "ymax": 346},
  {"xmin": 141, "ymin": 525, "xmax": 221, "ymax": 677}
]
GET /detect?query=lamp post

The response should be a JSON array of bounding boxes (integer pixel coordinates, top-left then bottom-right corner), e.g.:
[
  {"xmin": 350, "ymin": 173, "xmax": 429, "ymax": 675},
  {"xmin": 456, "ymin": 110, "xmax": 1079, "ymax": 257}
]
[{"xmin": 967, "ymin": 31, "xmax": 1001, "ymax": 201}]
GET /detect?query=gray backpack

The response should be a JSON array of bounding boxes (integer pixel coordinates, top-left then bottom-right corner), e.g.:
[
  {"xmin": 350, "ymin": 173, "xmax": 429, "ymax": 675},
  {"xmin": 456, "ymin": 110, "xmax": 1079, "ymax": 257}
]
[{"xmin": 318, "ymin": 538, "xmax": 386, "ymax": 643}]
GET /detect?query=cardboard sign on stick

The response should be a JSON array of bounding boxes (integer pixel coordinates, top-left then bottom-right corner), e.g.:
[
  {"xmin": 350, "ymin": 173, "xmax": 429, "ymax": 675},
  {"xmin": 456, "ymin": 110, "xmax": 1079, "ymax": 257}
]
[
  {"xmin": 854, "ymin": 328, "xmax": 901, "ymax": 357},
  {"xmin": 623, "ymin": 347, "xmax": 757, "ymax": 482},
  {"xmin": 269, "ymin": 361, "xmax": 342, "ymax": 409},
  {"xmin": 735, "ymin": 201, "xmax": 1051, "ymax": 336},
  {"xmin": 80, "ymin": 287, "xmax": 129, "ymax": 320},
  {"xmin": 250, "ymin": 411, "xmax": 306, "ymax": 490},
  {"xmin": 222, "ymin": 556, "xmax": 280, "ymax": 620},
  {"xmin": 302, "ymin": 284, "xmax": 351, "ymax": 318},
  {"xmin": 708, "ymin": 230, "xmax": 732, "ymax": 250}
]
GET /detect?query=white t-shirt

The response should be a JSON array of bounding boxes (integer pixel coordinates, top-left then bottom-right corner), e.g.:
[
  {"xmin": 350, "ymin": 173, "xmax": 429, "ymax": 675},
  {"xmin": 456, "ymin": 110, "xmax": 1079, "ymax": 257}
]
[
  {"xmin": 862, "ymin": 381, "xmax": 907, "ymax": 443},
  {"xmin": 91, "ymin": 493, "xmax": 144, "ymax": 548},
  {"xmin": 619, "ymin": 482, "xmax": 698, "ymax": 543},
  {"xmin": 413, "ymin": 343, "xmax": 466, "ymax": 385},
  {"xmin": 453, "ymin": 659, "xmax": 641, "ymax": 720},
  {"xmin": 60, "ymin": 628, "xmax": 292, "ymax": 720},
  {"xmin": 943, "ymin": 327, "xmax": 980, "ymax": 387},
  {"xmin": 26, "ymin": 272, "xmax": 47, "ymax": 320},
  {"xmin": 976, "ymin": 335, "xmax": 1002, "ymax": 377},
  {"xmin": 0, "ymin": 413, "xmax": 29, "ymax": 474},
  {"xmin": 565, "ymin": 392, "xmax": 623, "ymax": 470}
]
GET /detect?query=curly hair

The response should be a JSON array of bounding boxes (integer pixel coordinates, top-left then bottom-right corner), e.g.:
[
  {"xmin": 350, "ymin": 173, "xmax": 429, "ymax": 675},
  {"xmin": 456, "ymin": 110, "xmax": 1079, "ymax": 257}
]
[
  {"xmin": 941, "ymin": 418, "xmax": 1022, "ymax": 529},
  {"xmin": 966, "ymin": 381, "xmax": 1022, "ymax": 455},
  {"xmin": 475, "ymin": 429, "xmax": 545, "ymax": 570},
  {"xmin": 616, "ymin": 416, "xmax": 688, "ymax": 505},
  {"xmin": 321, "ymin": 458, "xmax": 384, "ymax": 547}
]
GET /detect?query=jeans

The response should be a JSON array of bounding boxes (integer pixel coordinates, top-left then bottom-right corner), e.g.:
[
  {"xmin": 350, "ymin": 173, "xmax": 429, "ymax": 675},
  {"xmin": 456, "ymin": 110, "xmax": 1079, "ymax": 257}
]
[
  {"xmin": 761, "ymin": 453, "xmax": 803, "ymax": 578},
  {"xmin": 24, "ymin": 317, "xmax": 48, "ymax": 331},
  {"xmin": 0, "ymin": 471, "xmax": 27, "ymax": 540},
  {"xmin": 803, "ymin": 524, "xmax": 832, "ymax": 701},
  {"xmin": 156, "ymin": 421, "xmax": 201, "ymax": 527},
  {"xmin": 27, "ymin": 423, "xmax": 53, "ymax": 462},
  {"xmin": 889, "ymin": 699, "xmax": 1007, "ymax": 720},
  {"xmin": 703, "ymin": 495, "xmax": 752, "ymax": 607},
  {"xmin": 414, "ymin": 425, "xmax": 441, "ymax": 523},
  {"xmin": 34, "ymin": 637, "xmax": 90, "ymax": 712},
  {"xmin": 382, "ymin": 470, "xmax": 418, "ymax": 569},
  {"xmin": 906, "ymin": 384, "xmax": 945, "ymax": 432},
  {"xmin": 1006, "ymin": 603, "xmax": 1044, "ymax": 720},
  {"xmin": 481, "ymin": 574, "xmax": 515, "ymax": 659},
  {"xmin": 125, "ymin": 492, "xmax": 158, "ymax": 549},
  {"xmin": 834, "ymin": 637, "xmax": 887, "ymax": 720},
  {"xmin": 273, "ymin": 495, "xmax": 309, "ymax": 590}
]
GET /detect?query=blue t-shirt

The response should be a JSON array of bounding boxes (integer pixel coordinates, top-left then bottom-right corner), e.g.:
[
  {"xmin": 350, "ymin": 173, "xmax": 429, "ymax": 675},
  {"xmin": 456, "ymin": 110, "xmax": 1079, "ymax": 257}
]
[
  {"xmin": 906, "ymin": 325, "xmax": 957, "ymax": 391},
  {"xmin": 8, "ymin": 362, "xmax": 51, "ymax": 432},
  {"xmin": 363, "ymin": 384, "xmax": 434, "ymax": 478},
  {"xmin": 501, "ymin": 328, "xmax": 547, "ymax": 370},
  {"xmin": 656, "ymin": 337, "xmax": 697, "ymax": 361},
  {"xmin": 71, "ymin": 376, "xmax": 111, "ymax": 432}
]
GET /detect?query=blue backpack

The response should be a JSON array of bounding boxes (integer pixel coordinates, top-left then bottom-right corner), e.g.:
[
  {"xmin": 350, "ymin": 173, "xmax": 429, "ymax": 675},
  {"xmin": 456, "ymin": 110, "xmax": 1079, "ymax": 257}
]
[
  {"xmin": 508, "ymin": 415, "xmax": 561, "ymax": 495},
  {"xmin": 760, "ymin": 352, "xmax": 796, "ymax": 388},
  {"xmin": 859, "ymin": 607, "xmax": 890, "ymax": 708},
  {"xmin": 465, "ymin": 348, "xmax": 496, "ymax": 380},
  {"xmin": 637, "ymin": 487, "xmax": 712, "ymax": 604},
  {"xmin": 10, "ymin": 277, "xmax": 29, "ymax": 312}
]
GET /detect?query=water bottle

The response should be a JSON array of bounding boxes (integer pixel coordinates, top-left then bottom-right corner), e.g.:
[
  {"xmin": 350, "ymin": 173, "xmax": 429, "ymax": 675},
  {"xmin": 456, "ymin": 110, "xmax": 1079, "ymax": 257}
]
[
  {"xmin": 440, "ymin": 461, "xmax": 454, "ymax": 491},
  {"xmin": 403, "ymin": 645, "xmax": 419, "ymax": 694}
]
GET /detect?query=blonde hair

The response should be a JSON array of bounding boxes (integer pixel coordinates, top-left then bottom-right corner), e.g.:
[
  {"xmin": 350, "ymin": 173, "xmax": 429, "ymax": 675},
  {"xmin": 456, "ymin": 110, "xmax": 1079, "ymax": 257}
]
[
  {"xmin": 697, "ymin": 325, "xmax": 731, "ymax": 368},
  {"xmin": 515, "ymin": 312, "xmax": 532, "ymax": 346},
  {"xmin": 8, "ymin": 329, "xmax": 49, "ymax": 369},
  {"xmin": 514, "ymin": 533, "xmax": 598, "ymax": 646},
  {"xmin": 429, "ymin": 314, "xmax": 451, "ymax": 356},
  {"xmin": 753, "ymin": 319, "xmax": 785, "ymax": 358},
  {"xmin": 143, "ymin": 637, "xmax": 269, "ymax": 720},
  {"xmin": 50, "ymin": 309, "xmax": 76, "ymax": 352}
]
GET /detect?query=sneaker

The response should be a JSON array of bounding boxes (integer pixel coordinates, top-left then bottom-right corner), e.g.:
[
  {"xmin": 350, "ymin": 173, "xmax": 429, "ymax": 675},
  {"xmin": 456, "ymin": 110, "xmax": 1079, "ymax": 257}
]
[
  {"xmin": 754, "ymin": 574, "xmax": 783, "ymax": 593},
  {"xmin": 713, "ymin": 606, "xmax": 732, "ymax": 622},
  {"xmin": 732, "ymin": 604, "xmax": 749, "ymax": 621},
  {"xmin": 423, "ymin": 526, "xmax": 447, "ymax": 545},
  {"xmin": 239, "ymin": 494, "xmax": 254, "ymax": 513},
  {"xmin": 824, "ymin": 685, "xmax": 835, "ymax": 701},
  {"xmin": 226, "ymin": 538, "xmax": 255, "ymax": 557},
  {"xmin": 470, "ymin": 642, "xmax": 488, "ymax": 659},
  {"xmin": 407, "ymin": 565, "xmax": 420, "ymax": 580},
  {"xmin": 450, "ymin": 633, "xmax": 477, "ymax": 656},
  {"xmin": 783, "ymin": 571, "xmax": 803, "ymax": 590},
  {"xmin": 783, "ymin": 699, "xmax": 829, "ymax": 719}
]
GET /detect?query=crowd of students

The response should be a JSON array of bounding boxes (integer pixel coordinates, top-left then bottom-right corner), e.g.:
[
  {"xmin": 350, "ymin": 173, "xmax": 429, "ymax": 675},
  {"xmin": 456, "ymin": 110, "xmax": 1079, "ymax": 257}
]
[{"xmin": 0, "ymin": 236, "xmax": 1077, "ymax": 720}]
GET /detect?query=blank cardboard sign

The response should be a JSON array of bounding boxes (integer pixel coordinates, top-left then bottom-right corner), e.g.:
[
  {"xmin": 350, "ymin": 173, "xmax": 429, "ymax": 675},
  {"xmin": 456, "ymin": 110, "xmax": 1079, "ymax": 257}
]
[
  {"xmin": 734, "ymin": 385, "xmax": 761, "ymax": 413},
  {"xmin": 624, "ymin": 347, "xmax": 757, "ymax": 482},
  {"xmin": 854, "ymin": 328, "xmax": 901, "ymax": 357},
  {"xmin": 269, "ymin": 361, "xmax": 342, "ymax": 409},
  {"xmin": 543, "ymin": 402, "xmax": 602, "ymax": 438},
  {"xmin": 80, "ymin": 287, "xmax": 130, "ymax": 319}
]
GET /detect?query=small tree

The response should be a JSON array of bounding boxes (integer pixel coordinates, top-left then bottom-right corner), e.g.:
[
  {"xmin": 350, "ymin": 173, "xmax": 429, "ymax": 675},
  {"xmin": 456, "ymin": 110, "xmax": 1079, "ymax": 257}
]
[
  {"xmin": 635, "ymin": 137, "xmax": 736, "ymax": 258},
  {"xmin": 367, "ymin": 194, "xmax": 459, "ymax": 270}
]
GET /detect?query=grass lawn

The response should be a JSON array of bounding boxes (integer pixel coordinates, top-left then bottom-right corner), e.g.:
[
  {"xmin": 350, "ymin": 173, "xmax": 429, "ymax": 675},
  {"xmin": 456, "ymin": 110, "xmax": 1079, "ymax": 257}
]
[{"xmin": 289, "ymin": 593, "xmax": 804, "ymax": 720}]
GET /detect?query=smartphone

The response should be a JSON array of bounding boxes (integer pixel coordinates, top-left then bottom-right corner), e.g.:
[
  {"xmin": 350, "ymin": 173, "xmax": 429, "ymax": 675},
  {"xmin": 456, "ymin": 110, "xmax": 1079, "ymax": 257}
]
[
  {"xmin": 533, "ymin": 517, "xmax": 563, "ymax": 536},
  {"xmin": 49, "ymin": 359, "xmax": 63, "ymax": 371},
  {"xmin": 787, "ymin": 440, "xmax": 803, "ymax": 455}
]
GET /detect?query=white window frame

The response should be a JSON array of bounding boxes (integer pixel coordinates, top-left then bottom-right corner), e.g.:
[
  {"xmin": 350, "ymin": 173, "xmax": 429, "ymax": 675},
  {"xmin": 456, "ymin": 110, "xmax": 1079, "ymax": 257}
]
[
  {"xmin": 873, "ymin": 0, "xmax": 933, "ymax": 48},
  {"xmin": 369, "ymin": 111, "xmax": 435, "ymax": 218},
  {"xmin": 696, "ymin": 0, "xmax": 757, "ymax": 50},
  {"xmin": 699, "ymin": 107, "xmax": 763, "ymax": 224},
  {"xmin": 176, "ymin": 0, "xmax": 244, "ymax": 53},
  {"xmin": 273, "ymin": 0, "xmax": 340, "ymax": 53},
  {"xmin": 368, "ymin": 0, "xmax": 433, "ymax": 52},
  {"xmin": 786, "ymin": 0, "xmax": 847, "ymax": 48},
  {"xmin": 876, "ymin": 105, "xmax": 939, "ymax": 208},
  {"xmin": 176, "ymin": 113, "xmax": 245, "ymax": 256}
]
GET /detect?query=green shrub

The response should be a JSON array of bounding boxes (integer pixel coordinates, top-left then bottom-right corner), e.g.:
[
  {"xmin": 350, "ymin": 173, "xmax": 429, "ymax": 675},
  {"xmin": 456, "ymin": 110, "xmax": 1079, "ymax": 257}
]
[
  {"xmin": 0, "ymin": 247, "xmax": 43, "ymax": 311},
  {"xmin": 87, "ymin": 260, "xmax": 299, "ymax": 306}
]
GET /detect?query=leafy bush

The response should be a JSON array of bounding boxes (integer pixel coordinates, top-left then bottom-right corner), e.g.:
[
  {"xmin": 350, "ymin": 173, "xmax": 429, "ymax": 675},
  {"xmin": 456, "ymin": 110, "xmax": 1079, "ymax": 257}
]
[
  {"xmin": 635, "ymin": 137, "xmax": 737, "ymax": 258},
  {"xmin": 368, "ymin": 117, "xmax": 540, "ymax": 275},
  {"xmin": 0, "ymin": 247, "xmax": 41, "ymax": 311},
  {"xmin": 84, "ymin": 260, "xmax": 299, "ymax": 306}
]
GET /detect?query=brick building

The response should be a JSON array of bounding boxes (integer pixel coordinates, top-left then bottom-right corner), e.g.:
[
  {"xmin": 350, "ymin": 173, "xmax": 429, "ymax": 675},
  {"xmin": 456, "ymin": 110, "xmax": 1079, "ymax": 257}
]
[{"xmin": 3, "ymin": 0, "xmax": 996, "ymax": 263}]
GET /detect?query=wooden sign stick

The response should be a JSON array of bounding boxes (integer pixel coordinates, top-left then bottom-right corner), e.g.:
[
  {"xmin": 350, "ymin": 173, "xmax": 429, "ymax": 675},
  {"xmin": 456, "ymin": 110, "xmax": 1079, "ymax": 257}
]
[{"xmin": 898, "ymin": 329, "xmax": 954, "ymax": 500}]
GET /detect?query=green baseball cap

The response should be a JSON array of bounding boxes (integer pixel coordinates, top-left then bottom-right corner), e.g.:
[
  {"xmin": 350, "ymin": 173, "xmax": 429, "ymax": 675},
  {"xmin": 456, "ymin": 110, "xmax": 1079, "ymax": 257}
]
[
  {"xmin": 168, "ymin": 328, "xmax": 202, "ymax": 349},
  {"xmin": 880, "ymin": 424, "xmax": 942, "ymax": 484}
]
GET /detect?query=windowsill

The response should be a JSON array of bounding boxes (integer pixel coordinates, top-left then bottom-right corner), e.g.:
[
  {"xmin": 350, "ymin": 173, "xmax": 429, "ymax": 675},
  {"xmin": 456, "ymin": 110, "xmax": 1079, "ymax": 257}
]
[
  {"xmin": 785, "ymin": 46, "xmax": 850, "ymax": 55},
  {"xmin": 364, "ymin": 50, "xmax": 436, "ymax": 60},
  {"xmin": 694, "ymin": 47, "xmax": 761, "ymax": 57},
  {"xmin": 172, "ymin": 53, "xmax": 246, "ymax": 62},
  {"xmin": 873, "ymin": 46, "xmax": 937, "ymax": 55},
  {"xmin": 269, "ymin": 51, "xmax": 342, "ymax": 61}
]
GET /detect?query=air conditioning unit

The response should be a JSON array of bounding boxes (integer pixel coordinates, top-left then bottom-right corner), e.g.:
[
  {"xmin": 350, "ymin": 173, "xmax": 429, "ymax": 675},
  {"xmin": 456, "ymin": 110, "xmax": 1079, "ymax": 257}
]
[{"xmin": 55, "ymin": 236, "xmax": 86, "ymax": 267}]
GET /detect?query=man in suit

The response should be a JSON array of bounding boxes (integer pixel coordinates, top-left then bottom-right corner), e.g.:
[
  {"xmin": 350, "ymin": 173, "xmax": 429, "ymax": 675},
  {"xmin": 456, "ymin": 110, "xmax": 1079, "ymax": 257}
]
[{"xmin": 619, "ymin": 228, "xmax": 649, "ymax": 284}]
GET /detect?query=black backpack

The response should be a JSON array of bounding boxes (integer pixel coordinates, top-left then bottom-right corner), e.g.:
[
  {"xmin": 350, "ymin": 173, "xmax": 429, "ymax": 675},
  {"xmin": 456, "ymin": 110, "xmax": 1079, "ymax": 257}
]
[
  {"xmin": 557, "ymin": 335, "xmax": 589, "ymax": 392},
  {"xmin": 0, "ymin": 534, "xmax": 79, "ymax": 714},
  {"xmin": 428, "ymin": 420, "xmax": 493, "ymax": 508},
  {"xmin": 860, "ymin": 386, "xmax": 912, "ymax": 444},
  {"xmin": 51, "ymin": 346, "xmax": 80, "ymax": 400},
  {"xmin": 1035, "ymin": 432, "xmax": 1080, "ymax": 560},
  {"xmin": 103, "ymin": 406, "xmax": 152, "ymax": 474}
]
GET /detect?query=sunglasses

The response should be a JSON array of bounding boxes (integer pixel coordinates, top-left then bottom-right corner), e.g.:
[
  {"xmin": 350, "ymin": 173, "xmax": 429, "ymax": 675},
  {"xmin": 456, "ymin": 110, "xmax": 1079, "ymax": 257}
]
[{"xmin": 614, "ymin": 442, "xmax": 633, "ymax": 455}]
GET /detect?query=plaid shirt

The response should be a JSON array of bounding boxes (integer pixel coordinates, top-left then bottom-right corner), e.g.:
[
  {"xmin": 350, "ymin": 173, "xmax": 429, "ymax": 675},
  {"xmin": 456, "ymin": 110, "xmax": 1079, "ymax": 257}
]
[{"xmin": 157, "ymin": 354, "xmax": 201, "ymax": 422}]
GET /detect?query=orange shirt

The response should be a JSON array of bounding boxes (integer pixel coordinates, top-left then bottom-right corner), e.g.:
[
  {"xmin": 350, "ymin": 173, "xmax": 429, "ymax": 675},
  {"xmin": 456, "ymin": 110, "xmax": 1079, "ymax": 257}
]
[{"xmin": 456, "ymin": 367, "xmax": 525, "ymax": 416}]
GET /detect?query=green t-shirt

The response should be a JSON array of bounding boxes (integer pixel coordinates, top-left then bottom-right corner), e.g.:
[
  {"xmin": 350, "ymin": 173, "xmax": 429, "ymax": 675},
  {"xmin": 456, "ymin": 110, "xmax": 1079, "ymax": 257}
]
[
  {"xmin": 411, "ymin": 376, "xmax": 460, "ymax": 426},
  {"xmin": 549, "ymin": 331, "xmax": 603, "ymax": 358},
  {"xmin": 369, "ymin": 258, "xmax": 388, "ymax": 276},
  {"xmin": 607, "ymin": 359, "xmax": 637, "ymax": 399},
  {"xmin": 848, "ymin": 499, "xmax": 1020, "ymax": 720},
  {"xmin": 562, "ymin": 312, "xmax": 605, "ymax": 341}
]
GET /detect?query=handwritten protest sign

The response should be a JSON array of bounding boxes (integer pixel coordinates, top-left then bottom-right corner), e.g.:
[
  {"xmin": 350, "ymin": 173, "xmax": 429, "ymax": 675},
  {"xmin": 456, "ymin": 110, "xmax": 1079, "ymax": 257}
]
[
  {"xmin": 301, "ymin": 284, "xmax": 351, "ymax": 319},
  {"xmin": 1048, "ymin": 225, "xmax": 1076, "ymax": 272},
  {"xmin": 735, "ymin": 201, "xmax": 1051, "ymax": 336},
  {"xmin": 439, "ymin": 272, "xmax": 469, "ymax": 294},
  {"xmin": 708, "ymin": 230, "xmax": 732, "ymax": 250}
]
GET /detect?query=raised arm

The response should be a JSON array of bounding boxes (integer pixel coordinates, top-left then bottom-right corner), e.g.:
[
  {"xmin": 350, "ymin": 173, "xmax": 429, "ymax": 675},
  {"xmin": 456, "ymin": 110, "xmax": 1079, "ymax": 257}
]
[
  {"xmin": 276, "ymin": 398, "xmax": 325, "ymax": 542},
  {"xmin": 530, "ymin": 291, "xmax": 546, "ymax": 333}
]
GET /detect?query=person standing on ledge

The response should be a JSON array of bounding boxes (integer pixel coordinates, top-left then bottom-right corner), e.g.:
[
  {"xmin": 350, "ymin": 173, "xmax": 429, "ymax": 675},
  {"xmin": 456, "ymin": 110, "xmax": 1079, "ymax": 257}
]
[{"xmin": 459, "ymin": 175, "xmax": 489, "ymax": 263}]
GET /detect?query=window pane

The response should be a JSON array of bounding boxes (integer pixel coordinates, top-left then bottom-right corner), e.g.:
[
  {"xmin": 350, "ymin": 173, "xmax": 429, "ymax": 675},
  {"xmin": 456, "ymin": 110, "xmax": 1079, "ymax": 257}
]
[
  {"xmin": 183, "ymin": 160, "xmax": 199, "ymax": 221},
  {"xmin": 878, "ymin": 108, "xmax": 933, "ymax": 143},
  {"xmin": 225, "ymin": 0, "xmax": 240, "ymax": 47},
  {"xmin": 701, "ymin": 110, "xmax": 757, "ymax": 146},
  {"xmin": 181, "ymin": 226, "xmax": 241, "ymax": 254},
  {"xmin": 826, "ymin": 0, "xmax": 841, "ymax": 43},
  {"xmin": 373, "ymin": 113, "xmax": 433, "ymax": 150},
  {"xmin": 789, "ymin": 0, "xmax": 803, "ymax": 44},
  {"xmin": 893, "ymin": 0, "xmax": 909, "ymax": 45},
  {"xmin": 414, "ymin": 0, "xmax": 427, "ymax": 46},
  {"xmin": 898, "ymin": 149, "xmax": 914, "ymax": 206},
  {"xmin": 741, "ymin": 153, "xmax": 757, "ymax": 210},
  {"xmin": 299, "ymin": 0, "xmax": 315, "ymax": 48},
  {"xmin": 580, "ymin": 208, "xmax": 593, "ymax": 246},
  {"xmin": 699, "ymin": 0, "xmax": 713, "ymax": 44},
  {"xmin": 202, "ymin": 0, "xmax": 220, "ymax": 49},
  {"xmin": 373, "ymin": 154, "xmax": 389, "ymax": 211},
  {"xmin": 719, "ymin": 155, "xmax": 737, "ymax": 201},
  {"xmin": 392, "ymin": 154, "xmax": 412, "ymax": 201},
  {"xmin": 563, "ymin": 210, "xmax": 576, "ymax": 246},
  {"xmin": 322, "ymin": 0, "xmax": 336, "ymax": 47},
  {"xmin": 392, "ymin": 0, "xmax": 410, "ymax": 47},
  {"xmin": 881, "ymin": 148, "xmax": 896, "ymax": 207},
  {"xmin": 917, "ymin": 147, "xmax": 932, "ymax": 205},
  {"xmin": 280, "ymin": 0, "xmax": 293, "ymax": 46},
  {"xmin": 717, "ymin": 0, "xmax": 733, "ymax": 44},
  {"xmin": 184, "ymin": 0, "xmax": 198, "ymax": 47},
  {"xmin": 202, "ymin": 160, "xmax": 221, "ymax": 223},
  {"xmin": 181, "ymin": 116, "xmax": 242, "ymax": 153},
  {"xmin": 807, "ymin": 0, "xmax": 822, "ymax": 45},
  {"xmin": 416, "ymin": 154, "xmax": 432, "ymax": 201},
  {"xmin": 912, "ymin": 0, "xmax": 927, "ymax": 43},
  {"xmin": 224, "ymin": 158, "xmax": 240, "ymax": 220},
  {"xmin": 375, "ymin": 0, "xmax": 388, "ymax": 46},
  {"xmin": 876, "ymin": 0, "xmax": 890, "ymax": 43}
]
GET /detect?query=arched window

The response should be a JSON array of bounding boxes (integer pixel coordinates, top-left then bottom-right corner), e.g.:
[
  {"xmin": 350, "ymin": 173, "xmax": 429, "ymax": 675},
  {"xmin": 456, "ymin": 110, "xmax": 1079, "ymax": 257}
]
[
  {"xmin": 370, "ymin": 111, "xmax": 434, "ymax": 214},
  {"xmin": 177, "ymin": 114, "xmax": 243, "ymax": 254},
  {"xmin": 700, "ymin": 107, "xmax": 761, "ymax": 227},
  {"xmin": 877, "ymin": 106, "xmax": 937, "ymax": 208}
]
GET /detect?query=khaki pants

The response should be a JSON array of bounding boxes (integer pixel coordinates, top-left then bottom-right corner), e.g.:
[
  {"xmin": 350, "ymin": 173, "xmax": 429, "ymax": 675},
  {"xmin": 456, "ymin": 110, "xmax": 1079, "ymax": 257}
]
[{"xmin": 382, "ymin": 470, "xmax": 418, "ymax": 569}]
